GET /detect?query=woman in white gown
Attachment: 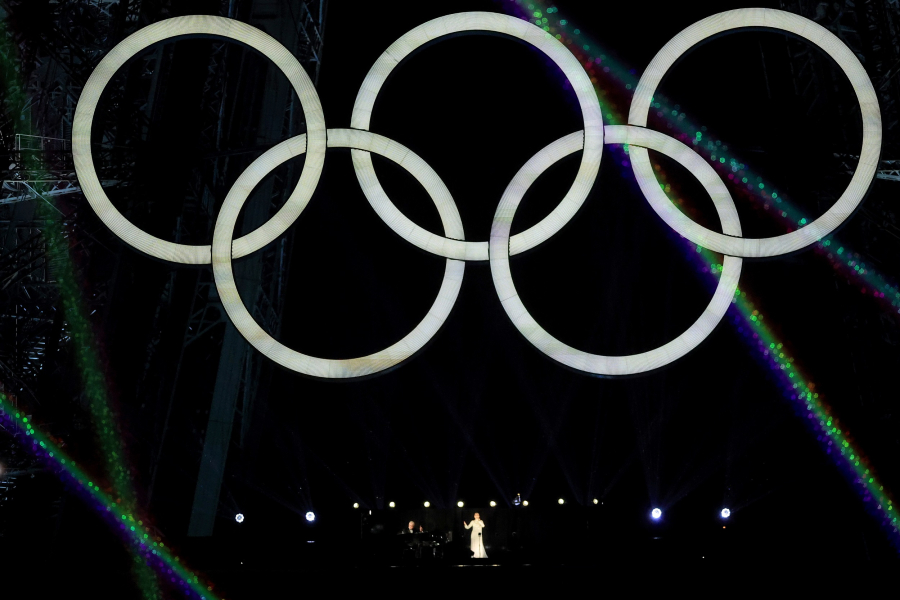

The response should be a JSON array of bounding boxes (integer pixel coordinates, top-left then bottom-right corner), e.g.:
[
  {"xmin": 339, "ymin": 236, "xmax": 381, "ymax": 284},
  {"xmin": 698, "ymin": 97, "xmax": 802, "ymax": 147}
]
[{"xmin": 463, "ymin": 513, "xmax": 487, "ymax": 558}]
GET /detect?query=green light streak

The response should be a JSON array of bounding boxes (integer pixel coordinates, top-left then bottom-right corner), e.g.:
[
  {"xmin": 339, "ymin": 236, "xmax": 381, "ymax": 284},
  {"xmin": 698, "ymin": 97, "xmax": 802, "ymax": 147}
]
[
  {"xmin": 499, "ymin": 0, "xmax": 899, "ymax": 547},
  {"xmin": 728, "ymin": 284, "xmax": 896, "ymax": 532},
  {"xmin": 0, "ymin": 392, "xmax": 221, "ymax": 600},
  {"xmin": 501, "ymin": 0, "xmax": 900, "ymax": 318},
  {"xmin": 0, "ymin": 15, "xmax": 161, "ymax": 597}
]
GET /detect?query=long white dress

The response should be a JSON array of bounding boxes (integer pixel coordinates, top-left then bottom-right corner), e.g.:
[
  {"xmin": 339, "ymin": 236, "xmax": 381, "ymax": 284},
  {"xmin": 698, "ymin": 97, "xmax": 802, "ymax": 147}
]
[{"xmin": 464, "ymin": 520, "xmax": 487, "ymax": 558}]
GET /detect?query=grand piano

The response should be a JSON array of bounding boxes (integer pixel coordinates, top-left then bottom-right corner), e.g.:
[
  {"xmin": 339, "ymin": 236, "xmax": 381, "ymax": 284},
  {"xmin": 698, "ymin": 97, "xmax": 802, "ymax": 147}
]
[{"xmin": 397, "ymin": 530, "xmax": 451, "ymax": 559}]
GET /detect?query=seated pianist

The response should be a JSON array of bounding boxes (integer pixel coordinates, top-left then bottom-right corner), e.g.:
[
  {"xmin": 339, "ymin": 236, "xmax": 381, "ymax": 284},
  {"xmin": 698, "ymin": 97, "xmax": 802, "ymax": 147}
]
[
  {"xmin": 399, "ymin": 520, "xmax": 424, "ymax": 535},
  {"xmin": 399, "ymin": 521, "xmax": 425, "ymax": 558}
]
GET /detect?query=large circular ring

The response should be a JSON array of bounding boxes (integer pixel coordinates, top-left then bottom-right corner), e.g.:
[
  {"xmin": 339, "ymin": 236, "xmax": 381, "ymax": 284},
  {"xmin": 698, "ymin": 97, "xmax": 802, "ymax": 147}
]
[
  {"xmin": 212, "ymin": 129, "xmax": 465, "ymax": 378},
  {"xmin": 490, "ymin": 125, "xmax": 742, "ymax": 376},
  {"xmin": 628, "ymin": 8, "xmax": 881, "ymax": 258},
  {"xmin": 72, "ymin": 16, "xmax": 327, "ymax": 265},
  {"xmin": 350, "ymin": 12, "xmax": 604, "ymax": 261}
]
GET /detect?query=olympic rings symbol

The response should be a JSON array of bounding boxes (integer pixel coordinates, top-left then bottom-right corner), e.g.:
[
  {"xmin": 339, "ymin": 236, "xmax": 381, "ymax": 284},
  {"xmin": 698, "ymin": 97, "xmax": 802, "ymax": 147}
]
[{"xmin": 72, "ymin": 10, "xmax": 881, "ymax": 379}]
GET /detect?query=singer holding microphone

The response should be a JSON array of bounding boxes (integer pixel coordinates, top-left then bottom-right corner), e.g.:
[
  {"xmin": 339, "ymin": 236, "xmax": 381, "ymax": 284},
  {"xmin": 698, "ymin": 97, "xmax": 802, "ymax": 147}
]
[{"xmin": 463, "ymin": 513, "xmax": 487, "ymax": 558}]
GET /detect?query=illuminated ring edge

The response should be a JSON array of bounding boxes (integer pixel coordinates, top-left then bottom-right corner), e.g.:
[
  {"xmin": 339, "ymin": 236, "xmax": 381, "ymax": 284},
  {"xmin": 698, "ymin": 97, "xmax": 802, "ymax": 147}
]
[
  {"xmin": 349, "ymin": 12, "xmax": 604, "ymax": 261},
  {"xmin": 212, "ymin": 129, "xmax": 464, "ymax": 379},
  {"xmin": 489, "ymin": 126, "xmax": 742, "ymax": 376},
  {"xmin": 72, "ymin": 16, "xmax": 327, "ymax": 265},
  {"xmin": 627, "ymin": 8, "xmax": 881, "ymax": 258}
]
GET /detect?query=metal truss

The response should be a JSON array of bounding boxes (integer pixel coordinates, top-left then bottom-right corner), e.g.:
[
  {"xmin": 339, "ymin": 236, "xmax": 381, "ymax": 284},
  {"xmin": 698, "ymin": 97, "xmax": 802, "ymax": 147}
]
[
  {"xmin": 835, "ymin": 153, "xmax": 900, "ymax": 180},
  {"xmin": 289, "ymin": 0, "xmax": 327, "ymax": 83},
  {"xmin": 2, "ymin": 135, "xmax": 93, "ymax": 207},
  {"xmin": 0, "ymin": 0, "xmax": 324, "ymax": 535},
  {"xmin": 780, "ymin": 0, "xmax": 900, "ymax": 154},
  {"xmin": 0, "ymin": 0, "xmax": 159, "ymax": 402},
  {"xmin": 0, "ymin": 231, "xmax": 58, "ymax": 392},
  {"xmin": 0, "ymin": 475, "xmax": 18, "ymax": 510},
  {"xmin": 102, "ymin": 1, "xmax": 327, "ymax": 534},
  {"xmin": 780, "ymin": 2, "xmax": 900, "ymax": 303},
  {"xmin": 187, "ymin": 0, "xmax": 326, "ymax": 536},
  {"xmin": 873, "ymin": 159, "xmax": 900, "ymax": 180},
  {"xmin": 856, "ymin": 0, "xmax": 900, "ymax": 138}
]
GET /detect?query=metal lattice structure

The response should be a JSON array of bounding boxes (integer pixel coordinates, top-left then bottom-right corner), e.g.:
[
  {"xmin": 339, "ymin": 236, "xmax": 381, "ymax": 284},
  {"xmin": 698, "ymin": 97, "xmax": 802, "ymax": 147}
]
[
  {"xmin": 780, "ymin": 3, "xmax": 900, "ymax": 458},
  {"xmin": 0, "ymin": 0, "xmax": 326, "ymax": 537},
  {"xmin": 184, "ymin": 0, "xmax": 327, "ymax": 537},
  {"xmin": 780, "ymin": 0, "xmax": 900, "ymax": 270},
  {"xmin": 780, "ymin": 0, "xmax": 900, "ymax": 155},
  {"xmin": 0, "ymin": 0, "xmax": 139, "ymax": 408}
]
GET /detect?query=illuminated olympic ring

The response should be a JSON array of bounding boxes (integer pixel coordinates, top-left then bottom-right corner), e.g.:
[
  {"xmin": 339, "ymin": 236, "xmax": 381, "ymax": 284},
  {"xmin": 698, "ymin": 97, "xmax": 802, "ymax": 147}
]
[{"xmin": 73, "ymin": 10, "xmax": 881, "ymax": 379}]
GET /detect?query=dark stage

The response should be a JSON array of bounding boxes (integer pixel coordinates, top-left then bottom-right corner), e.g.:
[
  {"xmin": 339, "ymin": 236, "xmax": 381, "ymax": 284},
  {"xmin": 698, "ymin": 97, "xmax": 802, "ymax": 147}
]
[{"xmin": 1, "ymin": 0, "xmax": 899, "ymax": 597}]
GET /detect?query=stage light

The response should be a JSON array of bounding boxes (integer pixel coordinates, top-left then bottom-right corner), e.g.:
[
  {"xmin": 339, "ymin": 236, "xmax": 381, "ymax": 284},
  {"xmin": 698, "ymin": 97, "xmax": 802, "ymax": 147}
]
[
  {"xmin": 592, "ymin": 499, "xmax": 599, "ymax": 505},
  {"xmin": 235, "ymin": 513, "xmax": 244, "ymax": 524},
  {"xmin": 424, "ymin": 501, "xmax": 431, "ymax": 508},
  {"xmin": 721, "ymin": 508, "xmax": 731, "ymax": 519},
  {"xmin": 457, "ymin": 501, "xmax": 464, "ymax": 508},
  {"xmin": 522, "ymin": 501, "xmax": 529, "ymax": 506},
  {"xmin": 558, "ymin": 498, "xmax": 565, "ymax": 505},
  {"xmin": 353, "ymin": 503, "xmax": 359, "ymax": 509},
  {"xmin": 490, "ymin": 501, "xmax": 497, "ymax": 507},
  {"xmin": 389, "ymin": 502, "xmax": 395, "ymax": 508},
  {"xmin": 651, "ymin": 508, "xmax": 662, "ymax": 520},
  {"xmin": 305, "ymin": 511, "xmax": 316, "ymax": 522}
]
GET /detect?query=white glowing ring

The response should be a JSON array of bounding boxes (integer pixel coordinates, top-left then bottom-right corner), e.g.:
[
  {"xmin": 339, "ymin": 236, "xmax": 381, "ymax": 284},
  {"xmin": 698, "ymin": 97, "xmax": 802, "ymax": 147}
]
[
  {"xmin": 72, "ymin": 16, "xmax": 327, "ymax": 265},
  {"xmin": 628, "ymin": 8, "xmax": 881, "ymax": 258},
  {"xmin": 490, "ymin": 125, "xmax": 742, "ymax": 376},
  {"xmin": 75, "ymin": 10, "xmax": 877, "ymax": 379},
  {"xmin": 212, "ymin": 129, "xmax": 465, "ymax": 378},
  {"xmin": 350, "ymin": 12, "xmax": 604, "ymax": 261}
]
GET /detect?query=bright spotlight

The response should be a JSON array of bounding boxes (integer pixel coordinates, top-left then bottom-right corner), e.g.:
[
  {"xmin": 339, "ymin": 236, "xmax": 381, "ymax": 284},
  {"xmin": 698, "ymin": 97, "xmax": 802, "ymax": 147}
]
[
  {"xmin": 721, "ymin": 508, "xmax": 731, "ymax": 519},
  {"xmin": 592, "ymin": 498, "xmax": 599, "ymax": 505},
  {"xmin": 457, "ymin": 501, "xmax": 464, "ymax": 508},
  {"xmin": 389, "ymin": 501, "xmax": 395, "ymax": 508},
  {"xmin": 305, "ymin": 511, "xmax": 316, "ymax": 522},
  {"xmin": 424, "ymin": 501, "xmax": 431, "ymax": 508},
  {"xmin": 558, "ymin": 498, "xmax": 565, "ymax": 505},
  {"xmin": 651, "ymin": 508, "xmax": 662, "ymax": 520},
  {"xmin": 489, "ymin": 501, "xmax": 497, "ymax": 507},
  {"xmin": 353, "ymin": 503, "xmax": 359, "ymax": 509},
  {"xmin": 235, "ymin": 513, "xmax": 244, "ymax": 524},
  {"xmin": 522, "ymin": 500, "xmax": 529, "ymax": 506}
]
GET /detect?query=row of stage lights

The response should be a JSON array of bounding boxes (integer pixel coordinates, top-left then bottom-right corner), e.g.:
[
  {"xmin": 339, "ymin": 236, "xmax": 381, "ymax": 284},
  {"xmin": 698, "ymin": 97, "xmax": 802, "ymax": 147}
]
[
  {"xmin": 373, "ymin": 500, "xmax": 518, "ymax": 509},
  {"xmin": 351, "ymin": 502, "xmax": 734, "ymax": 521},
  {"xmin": 234, "ymin": 506, "xmax": 734, "ymax": 524},
  {"xmin": 651, "ymin": 507, "xmax": 732, "ymax": 521},
  {"xmin": 234, "ymin": 511, "xmax": 317, "ymax": 524}
]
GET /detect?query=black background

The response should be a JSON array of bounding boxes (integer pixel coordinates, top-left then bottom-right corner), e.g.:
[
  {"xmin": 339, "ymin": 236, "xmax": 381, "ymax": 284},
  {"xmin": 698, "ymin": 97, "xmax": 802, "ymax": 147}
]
[
  {"xmin": 235, "ymin": 0, "xmax": 897, "ymax": 566},
  {"xmin": 5, "ymin": 0, "xmax": 900, "ymax": 596}
]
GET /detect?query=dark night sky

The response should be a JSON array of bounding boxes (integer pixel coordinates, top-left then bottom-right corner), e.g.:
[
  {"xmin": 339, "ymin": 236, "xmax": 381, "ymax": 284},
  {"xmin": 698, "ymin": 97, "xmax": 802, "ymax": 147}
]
[
  {"xmin": 7, "ymin": 1, "xmax": 900, "ymax": 589},
  {"xmin": 200, "ymin": 0, "xmax": 899, "ymax": 559}
]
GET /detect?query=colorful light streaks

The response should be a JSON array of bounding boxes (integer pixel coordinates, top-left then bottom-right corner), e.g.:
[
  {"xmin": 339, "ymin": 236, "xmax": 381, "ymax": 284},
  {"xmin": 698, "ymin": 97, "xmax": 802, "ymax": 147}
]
[
  {"xmin": 41, "ymin": 209, "xmax": 166, "ymax": 598},
  {"xmin": 0, "ymin": 392, "xmax": 222, "ymax": 600},
  {"xmin": 497, "ymin": 0, "xmax": 900, "ymax": 319},
  {"xmin": 496, "ymin": 0, "xmax": 899, "ymax": 548},
  {"xmin": 0, "ymin": 13, "xmax": 892, "ymax": 598},
  {"xmin": 727, "ymin": 281, "xmax": 899, "ymax": 543},
  {"xmin": 667, "ymin": 187, "xmax": 899, "ymax": 545},
  {"xmin": 0, "ymin": 18, "xmax": 161, "ymax": 596}
]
